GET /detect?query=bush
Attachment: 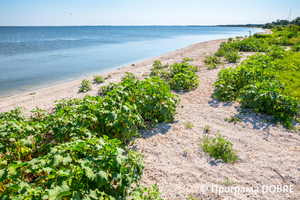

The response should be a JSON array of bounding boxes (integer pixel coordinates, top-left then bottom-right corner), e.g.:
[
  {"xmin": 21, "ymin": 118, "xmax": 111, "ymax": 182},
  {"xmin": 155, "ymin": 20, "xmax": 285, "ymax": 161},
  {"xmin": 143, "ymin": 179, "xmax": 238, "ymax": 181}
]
[
  {"xmin": 224, "ymin": 51, "xmax": 241, "ymax": 63},
  {"xmin": 214, "ymin": 53, "xmax": 276, "ymax": 101},
  {"xmin": 0, "ymin": 137, "xmax": 148, "ymax": 199},
  {"xmin": 169, "ymin": 63, "xmax": 199, "ymax": 77},
  {"xmin": 121, "ymin": 72, "xmax": 138, "ymax": 82},
  {"xmin": 79, "ymin": 79, "xmax": 92, "ymax": 92},
  {"xmin": 104, "ymin": 76, "xmax": 181, "ymax": 126},
  {"xmin": 169, "ymin": 71, "xmax": 199, "ymax": 92},
  {"xmin": 182, "ymin": 57, "xmax": 195, "ymax": 61},
  {"xmin": 152, "ymin": 60, "xmax": 166, "ymax": 69},
  {"xmin": 93, "ymin": 75, "xmax": 104, "ymax": 83},
  {"xmin": 204, "ymin": 55, "xmax": 222, "ymax": 65},
  {"xmin": 240, "ymin": 81, "xmax": 300, "ymax": 128},
  {"xmin": 98, "ymin": 82, "xmax": 118, "ymax": 95},
  {"xmin": 291, "ymin": 44, "xmax": 300, "ymax": 52},
  {"xmin": 198, "ymin": 133, "xmax": 239, "ymax": 163}
]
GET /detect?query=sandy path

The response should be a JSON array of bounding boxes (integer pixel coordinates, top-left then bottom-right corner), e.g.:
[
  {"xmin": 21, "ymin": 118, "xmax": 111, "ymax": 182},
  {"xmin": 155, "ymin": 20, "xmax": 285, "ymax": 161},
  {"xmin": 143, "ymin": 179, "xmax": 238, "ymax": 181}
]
[
  {"xmin": 1, "ymin": 34, "xmax": 299, "ymax": 199},
  {"xmin": 132, "ymin": 46, "xmax": 300, "ymax": 199}
]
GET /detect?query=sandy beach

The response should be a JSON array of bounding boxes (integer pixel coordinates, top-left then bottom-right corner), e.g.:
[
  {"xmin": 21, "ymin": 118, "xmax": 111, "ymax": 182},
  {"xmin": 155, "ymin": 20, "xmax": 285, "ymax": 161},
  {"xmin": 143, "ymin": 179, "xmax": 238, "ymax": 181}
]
[{"xmin": 1, "ymin": 34, "xmax": 299, "ymax": 199}]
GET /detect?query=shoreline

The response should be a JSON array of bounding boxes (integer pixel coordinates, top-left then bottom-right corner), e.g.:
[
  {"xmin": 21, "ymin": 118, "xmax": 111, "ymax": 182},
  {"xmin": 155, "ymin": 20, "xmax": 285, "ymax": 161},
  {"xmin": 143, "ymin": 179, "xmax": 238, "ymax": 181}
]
[
  {"xmin": 0, "ymin": 28, "xmax": 269, "ymax": 114},
  {"xmin": 0, "ymin": 38, "xmax": 228, "ymax": 114}
]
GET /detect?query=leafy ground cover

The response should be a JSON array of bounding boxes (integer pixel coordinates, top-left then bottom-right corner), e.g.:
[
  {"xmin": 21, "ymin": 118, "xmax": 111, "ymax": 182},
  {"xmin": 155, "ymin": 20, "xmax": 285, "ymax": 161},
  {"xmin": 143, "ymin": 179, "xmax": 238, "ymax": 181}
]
[
  {"xmin": 150, "ymin": 62, "xmax": 200, "ymax": 92},
  {"xmin": 198, "ymin": 132, "xmax": 239, "ymax": 163},
  {"xmin": 93, "ymin": 75, "xmax": 105, "ymax": 83},
  {"xmin": 0, "ymin": 74, "xmax": 181, "ymax": 199},
  {"xmin": 79, "ymin": 79, "xmax": 92, "ymax": 92},
  {"xmin": 214, "ymin": 25, "xmax": 300, "ymax": 129}
]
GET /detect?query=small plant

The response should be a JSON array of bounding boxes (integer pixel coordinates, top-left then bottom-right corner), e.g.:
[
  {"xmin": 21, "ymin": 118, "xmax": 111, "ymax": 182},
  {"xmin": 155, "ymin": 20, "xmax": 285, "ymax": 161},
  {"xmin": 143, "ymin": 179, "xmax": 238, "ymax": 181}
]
[
  {"xmin": 93, "ymin": 75, "xmax": 105, "ymax": 83},
  {"xmin": 227, "ymin": 37, "xmax": 233, "ymax": 43},
  {"xmin": 130, "ymin": 184, "xmax": 163, "ymax": 200},
  {"xmin": 220, "ymin": 177, "xmax": 236, "ymax": 186},
  {"xmin": 121, "ymin": 72, "xmax": 138, "ymax": 81},
  {"xmin": 291, "ymin": 44, "xmax": 300, "ymax": 52},
  {"xmin": 107, "ymin": 74, "xmax": 111, "ymax": 78},
  {"xmin": 169, "ymin": 72, "xmax": 199, "ymax": 92},
  {"xmin": 204, "ymin": 55, "xmax": 222, "ymax": 65},
  {"xmin": 152, "ymin": 60, "xmax": 163, "ymax": 69},
  {"xmin": 207, "ymin": 63, "xmax": 219, "ymax": 70},
  {"xmin": 183, "ymin": 57, "xmax": 195, "ymax": 62},
  {"xmin": 198, "ymin": 133, "xmax": 239, "ymax": 163},
  {"xmin": 183, "ymin": 149, "xmax": 188, "ymax": 156},
  {"xmin": 186, "ymin": 196, "xmax": 200, "ymax": 200},
  {"xmin": 183, "ymin": 122, "xmax": 194, "ymax": 129},
  {"xmin": 224, "ymin": 116, "xmax": 242, "ymax": 124},
  {"xmin": 203, "ymin": 125, "xmax": 211, "ymax": 133},
  {"xmin": 79, "ymin": 79, "xmax": 92, "ymax": 92},
  {"xmin": 224, "ymin": 51, "xmax": 241, "ymax": 63}
]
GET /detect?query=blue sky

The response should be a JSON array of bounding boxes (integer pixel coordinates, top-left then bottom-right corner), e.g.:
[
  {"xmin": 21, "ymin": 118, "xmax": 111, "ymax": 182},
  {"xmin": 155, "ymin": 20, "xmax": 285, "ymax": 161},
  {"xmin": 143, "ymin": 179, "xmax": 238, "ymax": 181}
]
[{"xmin": 1, "ymin": 0, "xmax": 300, "ymax": 26}]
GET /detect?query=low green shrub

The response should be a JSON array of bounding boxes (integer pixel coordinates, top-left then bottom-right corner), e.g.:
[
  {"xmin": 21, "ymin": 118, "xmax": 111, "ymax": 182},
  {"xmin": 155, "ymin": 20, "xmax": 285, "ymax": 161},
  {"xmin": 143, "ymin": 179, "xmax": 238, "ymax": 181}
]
[
  {"xmin": 224, "ymin": 51, "xmax": 241, "ymax": 63},
  {"xmin": 207, "ymin": 63, "xmax": 219, "ymax": 70},
  {"xmin": 227, "ymin": 38, "xmax": 233, "ymax": 43},
  {"xmin": 182, "ymin": 57, "xmax": 195, "ymax": 61},
  {"xmin": 198, "ymin": 133, "xmax": 239, "ymax": 163},
  {"xmin": 169, "ymin": 72, "xmax": 199, "ymax": 92},
  {"xmin": 291, "ymin": 44, "xmax": 300, "ymax": 52},
  {"xmin": 98, "ymin": 82, "xmax": 118, "ymax": 95},
  {"xmin": 169, "ymin": 62, "xmax": 199, "ymax": 77},
  {"xmin": 152, "ymin": 60, "xmax": 167, "ymax": 69},
  {"xmin": 224, "ymin": 116, "xmax": 242, "ymax": 124},
  {"xmin": 0, "ymin": 137, "xmax": 149, "ymax": 199},
  {"xmin": 204, "ymin": 55, "xmax": 222, "ymax": 65},
  {"xmin": 121, "ymin": 72, "xmax": 138, "ymax": 81},
  {"xmin": 240, "ymin": 81, "xmax": 300, "ymax": 129},
  {"xmin": 103, "ymin": 76, "xmax": 181, "ymax": 126},
  {"xmin": 93, "ymin": 75, "xmax": 104, "ymax": 83},
  {"xmin": 79, "ymin": 79, "xmax": 92, "ymax": 92}
]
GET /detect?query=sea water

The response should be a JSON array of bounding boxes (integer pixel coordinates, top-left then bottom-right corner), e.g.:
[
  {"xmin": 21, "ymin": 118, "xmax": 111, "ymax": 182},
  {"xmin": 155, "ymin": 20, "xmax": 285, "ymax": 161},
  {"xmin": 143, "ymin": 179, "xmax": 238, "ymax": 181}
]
[{"xmin": 0, "ymin": 26, "xmax": 263, "ymax": 97}]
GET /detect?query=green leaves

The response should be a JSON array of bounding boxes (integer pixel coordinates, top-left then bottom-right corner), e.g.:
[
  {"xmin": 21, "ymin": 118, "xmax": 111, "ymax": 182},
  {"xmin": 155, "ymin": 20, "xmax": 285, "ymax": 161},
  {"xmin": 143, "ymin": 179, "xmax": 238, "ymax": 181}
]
[
  {"xmin": 79, "ymin": 79, "xmax": 92, "ymax": 93},
  {"xmin": 214, "ymin": 26, "xmax": 300, "ymax": 129},
  {"xmin": 1, "ymin": 138, "xmax": 146, "ymax": 199},
  {"xmin": 97, "ymin": 171, "xmax": 108, "ymax": 187},
  {"xmin": 198, "ymin": 133, "xmax": 239, "ymax": 163}
]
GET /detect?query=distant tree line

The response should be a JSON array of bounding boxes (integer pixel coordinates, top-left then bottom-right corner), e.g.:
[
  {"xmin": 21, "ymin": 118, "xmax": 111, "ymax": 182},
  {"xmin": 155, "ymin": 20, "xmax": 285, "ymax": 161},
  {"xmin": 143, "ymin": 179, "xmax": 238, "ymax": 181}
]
[
  {"xmin": 262, "ymin": 17, "xmax": 300, "ymax": 28},
  {"xmin": 218, "ymin": 17, "xmax": 300, "ymax": 29}
]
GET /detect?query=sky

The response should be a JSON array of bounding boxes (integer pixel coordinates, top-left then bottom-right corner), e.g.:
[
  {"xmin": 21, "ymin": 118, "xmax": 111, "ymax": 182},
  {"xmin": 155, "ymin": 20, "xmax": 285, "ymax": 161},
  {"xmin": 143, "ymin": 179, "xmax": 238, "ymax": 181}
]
[{"xmin": 0, "ymin": 0, "xmax": 300, "ymax": 26}]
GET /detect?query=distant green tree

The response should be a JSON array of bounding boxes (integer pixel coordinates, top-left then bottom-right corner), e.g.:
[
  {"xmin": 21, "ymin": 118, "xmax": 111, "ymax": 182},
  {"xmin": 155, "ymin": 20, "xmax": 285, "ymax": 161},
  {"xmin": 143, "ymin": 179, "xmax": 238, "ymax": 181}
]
[{"xmin": 292, "ymin": 17, "xmax": 300, "ymax": 26}]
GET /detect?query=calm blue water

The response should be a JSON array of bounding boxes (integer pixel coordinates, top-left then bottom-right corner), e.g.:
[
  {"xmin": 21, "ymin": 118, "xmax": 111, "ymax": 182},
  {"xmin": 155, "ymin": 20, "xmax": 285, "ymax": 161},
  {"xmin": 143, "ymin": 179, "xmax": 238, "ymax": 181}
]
[{"xmin": 0, "ymin": 26, "xmax": 263, "ymax": 98}]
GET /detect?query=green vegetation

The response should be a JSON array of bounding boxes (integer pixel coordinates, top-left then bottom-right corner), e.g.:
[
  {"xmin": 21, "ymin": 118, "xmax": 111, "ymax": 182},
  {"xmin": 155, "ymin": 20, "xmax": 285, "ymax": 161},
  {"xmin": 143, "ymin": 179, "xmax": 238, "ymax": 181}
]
[
  {"xmin": 79, "ymin": 79, "xmax": 92, "ymax": 92},
  {"xmin": 203, "ymin": 125, "xmax": 211, "ymax": 133},
  {"xmin": 93, "ymin": 75, "xmax": 105, "ymax": 83},
  {"xmin": 225, "ymin": 116, "xmax": 242, "ymax": 124},
  {"xmin": 0, "ymin": 137, "xmax": 145, "ymax": 199},
  {"xmin": 214, "ymin": 25, "xmax": 300, "ymax": 129},
  {"xmin": 198, "ymin": 133, "xmax": 239, "ymax": 163},
  {"xmin": 183, "ymin": 122, "xmax": 194, "ymax": 129},
  {"xmin": 0, "ymin": 73, "xmax": 183, "ymax": 198},
  {"xmin": 220, "ymin": 177, "xmax": 236, "ymax": 186},
  {"xmin": 169, "ymin": 71, "xmax": 199, "ymax": 92},
  {"xmin": 182, "ymin": 57, "xmax": 195, "ymax": 62},
  {"xmin": 224, "ymin": 51, "xmax": 241, "ymax": 63},
  {"xmin": 205, "ymin": 55, "xmax": 223, "ymax": 69},
  {"xmin": 186, "ymin": 196, "xmax": 199, "ymax": 200},
  {"xmin": 150, "ymin": 62, "xmax": 200, "ymax": 92},
  {"xmin": 121, "ymin": 72, "xmax": 138, "ymax": 81}
]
